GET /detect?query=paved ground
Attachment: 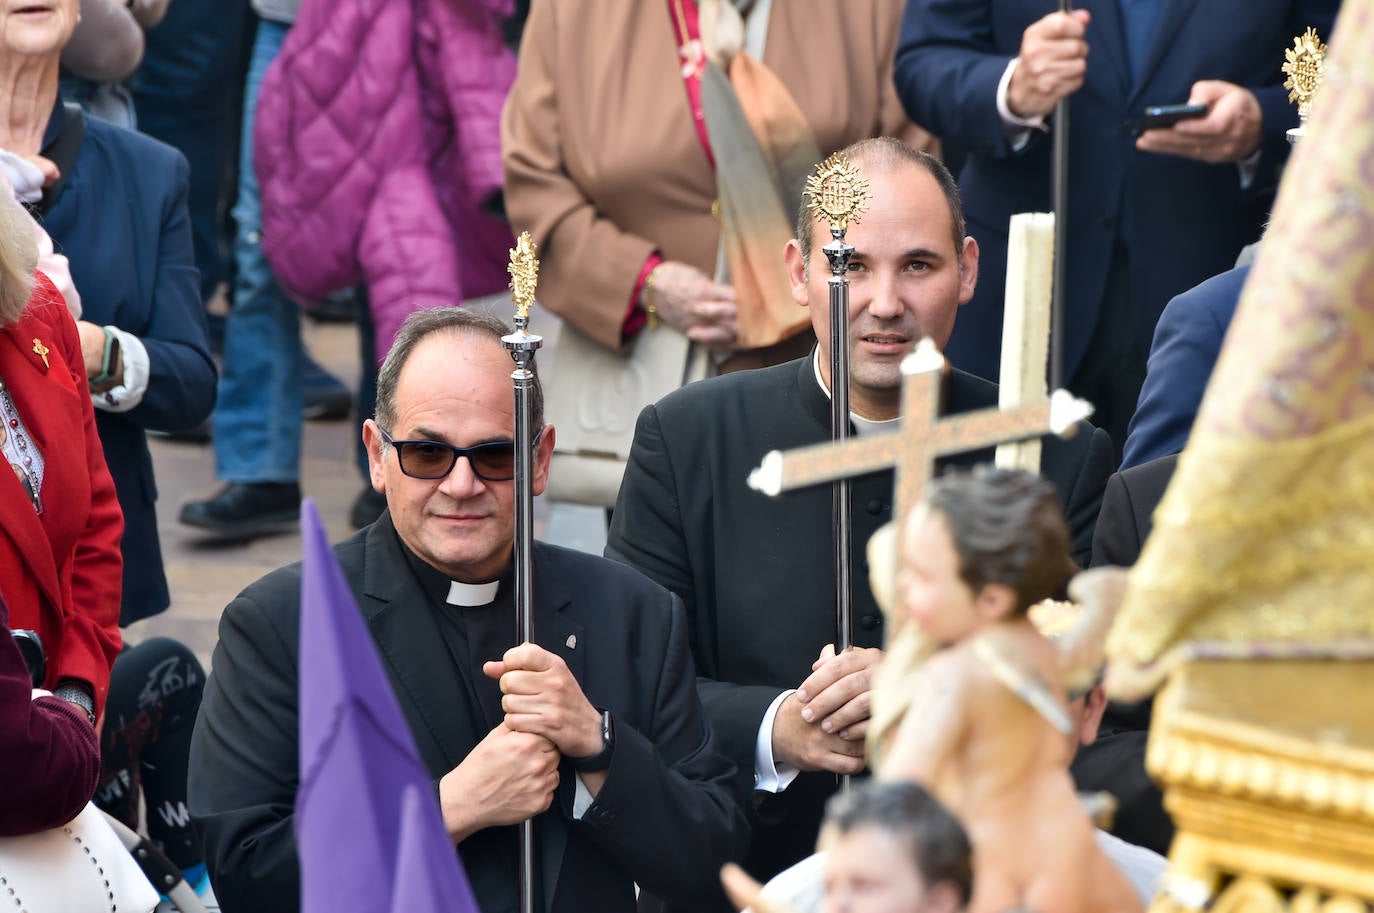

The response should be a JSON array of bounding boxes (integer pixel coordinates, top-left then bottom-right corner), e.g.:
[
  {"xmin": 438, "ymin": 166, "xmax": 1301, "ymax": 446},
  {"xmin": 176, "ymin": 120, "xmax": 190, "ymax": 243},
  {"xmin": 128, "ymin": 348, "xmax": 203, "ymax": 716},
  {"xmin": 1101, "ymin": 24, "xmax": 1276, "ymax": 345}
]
[{"xmin": 132, "ymin": 307, "xmax": 607, "ymax": 669}]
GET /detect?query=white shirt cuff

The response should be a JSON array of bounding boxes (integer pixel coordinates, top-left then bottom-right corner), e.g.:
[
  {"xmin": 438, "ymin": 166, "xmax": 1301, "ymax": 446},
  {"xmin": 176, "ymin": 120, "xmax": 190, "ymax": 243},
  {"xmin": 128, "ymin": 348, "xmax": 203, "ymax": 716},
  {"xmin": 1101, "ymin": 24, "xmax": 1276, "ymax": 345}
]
[
  {"xmin": 572, "ymin": 773, "xmax": 594, "ymax": 819},
  {"xmin": 754, "ymin": 689, "xmax": 800, "ymax": 793},
  {"xmin": 997, "ymin": 57, "xmax": 1047, "ymax": 150},
  {"xmin": 1236, "ymin": 147, "xmax": 1262, "ymax": 190},
  {"xmin": 91, "ymin": 326, "xmax": 149, "ymax": 413}
]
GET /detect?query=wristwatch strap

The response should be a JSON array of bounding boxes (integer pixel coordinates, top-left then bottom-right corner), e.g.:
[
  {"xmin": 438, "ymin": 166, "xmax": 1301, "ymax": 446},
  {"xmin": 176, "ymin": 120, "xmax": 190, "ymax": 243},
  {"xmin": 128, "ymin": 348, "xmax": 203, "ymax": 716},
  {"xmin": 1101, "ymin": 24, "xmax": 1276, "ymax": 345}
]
[
  {"xmin": 53, "ymin": 681, "xmax": 96, "ymax": 725},
  {"xmin": 570, "ymin": 709, "xmax": 615, "ymax": 773}
]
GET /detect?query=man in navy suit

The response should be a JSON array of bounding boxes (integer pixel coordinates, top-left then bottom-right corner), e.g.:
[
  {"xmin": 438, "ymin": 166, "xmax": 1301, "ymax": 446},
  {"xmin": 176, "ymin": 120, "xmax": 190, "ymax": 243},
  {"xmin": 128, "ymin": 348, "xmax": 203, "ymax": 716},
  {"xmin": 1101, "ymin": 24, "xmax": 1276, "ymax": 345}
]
[
  {"xmin": 1121, "ymin": 264, "xmax": 1247, "ymax": 468},
  {"xmin": 894, "ymin": 0, "xmax": 1337, "ymax": 450}
]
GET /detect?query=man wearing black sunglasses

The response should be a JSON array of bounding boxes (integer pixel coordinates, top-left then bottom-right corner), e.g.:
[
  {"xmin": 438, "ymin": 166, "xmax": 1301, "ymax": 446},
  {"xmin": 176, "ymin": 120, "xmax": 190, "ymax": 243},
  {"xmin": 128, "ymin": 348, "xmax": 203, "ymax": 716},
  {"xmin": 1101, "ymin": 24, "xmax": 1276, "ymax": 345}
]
[{"xmin": 190, "ymin": 308, "xmax": 747, "ymax": 913}]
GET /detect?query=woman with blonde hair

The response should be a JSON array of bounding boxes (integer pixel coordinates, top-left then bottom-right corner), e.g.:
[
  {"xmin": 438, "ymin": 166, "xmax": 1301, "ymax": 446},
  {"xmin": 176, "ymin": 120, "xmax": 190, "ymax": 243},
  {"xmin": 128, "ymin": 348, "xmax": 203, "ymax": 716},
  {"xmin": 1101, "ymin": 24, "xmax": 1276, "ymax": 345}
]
[{"xmin": 0, "ymin": 185, "xmax": 123, "ymax": 736}]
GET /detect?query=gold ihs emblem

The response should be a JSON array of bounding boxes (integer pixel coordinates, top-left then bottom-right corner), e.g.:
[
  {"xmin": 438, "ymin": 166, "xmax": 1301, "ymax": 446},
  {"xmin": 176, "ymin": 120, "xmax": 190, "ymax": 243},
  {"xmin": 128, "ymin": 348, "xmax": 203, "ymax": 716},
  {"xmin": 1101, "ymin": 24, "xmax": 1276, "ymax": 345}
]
[
  {"xmin": 1282, "ymin": 27, "xmax": 1327, "ymax": 118},
  {"xmin": 507, "ymin": 231, "xmax": 540, "ymax": 320},
  {"xmin": 803, "ymin": 153, "xmax": 870, "ymax": 233}
]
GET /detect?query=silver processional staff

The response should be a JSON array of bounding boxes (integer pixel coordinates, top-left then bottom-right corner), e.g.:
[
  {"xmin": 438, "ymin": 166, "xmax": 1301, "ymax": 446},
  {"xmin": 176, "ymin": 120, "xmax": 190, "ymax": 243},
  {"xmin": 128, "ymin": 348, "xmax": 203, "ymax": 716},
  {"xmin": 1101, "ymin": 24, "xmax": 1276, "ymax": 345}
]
[
  {"xmin": 503, "ymin": 230, "xmax": 543, "ymax": 913},
  {"xmin": 803, "ymin": 152, "xmax": 870, "ymax": 790}
]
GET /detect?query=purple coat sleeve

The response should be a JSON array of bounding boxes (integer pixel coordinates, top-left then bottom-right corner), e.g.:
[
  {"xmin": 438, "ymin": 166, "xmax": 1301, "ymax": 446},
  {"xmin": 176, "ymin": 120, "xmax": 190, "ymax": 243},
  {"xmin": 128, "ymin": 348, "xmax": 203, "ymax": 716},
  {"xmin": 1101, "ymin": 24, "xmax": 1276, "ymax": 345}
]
[{"xmin": 0, "ymin": 603, "xmax": 101, "ymax": 836}]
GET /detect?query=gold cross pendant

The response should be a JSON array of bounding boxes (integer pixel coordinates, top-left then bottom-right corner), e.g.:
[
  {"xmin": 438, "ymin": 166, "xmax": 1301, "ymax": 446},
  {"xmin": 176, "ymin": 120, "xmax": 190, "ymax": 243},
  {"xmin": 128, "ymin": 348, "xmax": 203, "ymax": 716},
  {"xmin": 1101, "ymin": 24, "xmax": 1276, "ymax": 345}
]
[{"xmin": 31, "ymin": 338, "xmax": 49, "ymax": 368}]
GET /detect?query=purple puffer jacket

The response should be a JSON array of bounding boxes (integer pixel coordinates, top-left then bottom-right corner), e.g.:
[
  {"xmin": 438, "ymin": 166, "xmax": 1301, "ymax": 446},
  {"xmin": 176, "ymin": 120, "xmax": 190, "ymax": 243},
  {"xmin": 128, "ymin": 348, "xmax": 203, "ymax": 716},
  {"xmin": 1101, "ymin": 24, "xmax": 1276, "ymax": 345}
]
[{"xmin": 254, "ymin": 0, "xmax": 515, "ymax": 358}]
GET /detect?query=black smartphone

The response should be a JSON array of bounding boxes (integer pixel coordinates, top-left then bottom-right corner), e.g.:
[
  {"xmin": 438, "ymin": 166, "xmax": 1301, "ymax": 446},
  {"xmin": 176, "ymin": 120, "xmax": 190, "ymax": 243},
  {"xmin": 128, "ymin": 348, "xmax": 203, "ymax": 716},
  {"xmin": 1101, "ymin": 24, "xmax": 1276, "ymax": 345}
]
[{"xmin": 1135, "ymin": 103, "xmax": 1209, "ymax": 135}]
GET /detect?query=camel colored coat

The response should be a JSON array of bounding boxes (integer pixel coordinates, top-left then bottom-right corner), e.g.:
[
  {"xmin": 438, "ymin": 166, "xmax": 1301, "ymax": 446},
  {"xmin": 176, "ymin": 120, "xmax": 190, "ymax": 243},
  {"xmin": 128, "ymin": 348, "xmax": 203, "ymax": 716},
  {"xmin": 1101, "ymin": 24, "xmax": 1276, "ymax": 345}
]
[{"xmin": 502, "ymin": 0, "xmax": 935, "ymax": 352}]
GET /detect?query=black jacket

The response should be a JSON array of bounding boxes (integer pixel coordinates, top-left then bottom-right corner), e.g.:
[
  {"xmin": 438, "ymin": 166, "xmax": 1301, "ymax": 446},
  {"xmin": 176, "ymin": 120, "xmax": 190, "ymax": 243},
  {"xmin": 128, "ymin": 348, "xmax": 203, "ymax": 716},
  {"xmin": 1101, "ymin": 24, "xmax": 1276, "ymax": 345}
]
[
  {"xmin": 607, "ymin": 354, "xmax": 1114, "ymax": 878},
  {"xmin": 189, "ymin": 514, "xmax": 747, "ymax": 913}
]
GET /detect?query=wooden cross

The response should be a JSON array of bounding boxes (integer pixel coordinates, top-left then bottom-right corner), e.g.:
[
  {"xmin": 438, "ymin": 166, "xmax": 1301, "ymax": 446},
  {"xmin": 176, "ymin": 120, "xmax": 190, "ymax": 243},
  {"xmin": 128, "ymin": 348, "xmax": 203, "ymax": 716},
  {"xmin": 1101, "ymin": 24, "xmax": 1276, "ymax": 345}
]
[{"xmin": 747, "ymin": 337, "xmax": 1091, "ymax": 534}]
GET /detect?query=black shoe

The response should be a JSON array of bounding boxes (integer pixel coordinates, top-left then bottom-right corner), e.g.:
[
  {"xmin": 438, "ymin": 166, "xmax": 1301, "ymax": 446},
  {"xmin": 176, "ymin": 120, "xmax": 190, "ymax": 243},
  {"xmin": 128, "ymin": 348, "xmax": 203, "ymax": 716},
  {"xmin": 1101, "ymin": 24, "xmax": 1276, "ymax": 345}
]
[
  {"xmin": 349, "ymin": 485, "xmax": 387, "ymax": 529},
  {"xmin": 179, "ymin": 482, "xmax": 302, "ymax": 537}
]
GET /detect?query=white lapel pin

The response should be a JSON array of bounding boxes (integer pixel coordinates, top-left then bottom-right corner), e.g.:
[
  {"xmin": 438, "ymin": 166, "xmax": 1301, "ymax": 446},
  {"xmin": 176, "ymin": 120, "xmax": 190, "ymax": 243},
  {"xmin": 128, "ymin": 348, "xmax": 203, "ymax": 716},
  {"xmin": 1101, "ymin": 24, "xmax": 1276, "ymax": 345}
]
[{"xmin": 565, "ymin": 634, "xmax": 577, "ymax": 650}]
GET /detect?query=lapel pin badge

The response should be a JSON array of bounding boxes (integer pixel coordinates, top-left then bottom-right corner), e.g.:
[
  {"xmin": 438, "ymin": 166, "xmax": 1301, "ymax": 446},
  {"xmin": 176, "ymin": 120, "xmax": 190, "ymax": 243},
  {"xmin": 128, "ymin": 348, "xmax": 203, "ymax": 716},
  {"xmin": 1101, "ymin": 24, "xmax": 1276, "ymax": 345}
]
[
  {"xmin": 31, "ymin": 338, "xmax": 49, "ymax": 369},
  {"xmin": 565, "ymin": 634, "xmax": 577, "ymax": 650}
]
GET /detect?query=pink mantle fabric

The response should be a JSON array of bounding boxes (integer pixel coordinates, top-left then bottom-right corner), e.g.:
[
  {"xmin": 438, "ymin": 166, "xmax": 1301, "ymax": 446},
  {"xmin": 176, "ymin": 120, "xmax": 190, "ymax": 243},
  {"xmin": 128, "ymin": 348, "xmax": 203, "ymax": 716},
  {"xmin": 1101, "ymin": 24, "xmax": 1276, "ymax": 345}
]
[{"xmin": 254, "ymin": 0, "xmax": 515, "ymax": 358}]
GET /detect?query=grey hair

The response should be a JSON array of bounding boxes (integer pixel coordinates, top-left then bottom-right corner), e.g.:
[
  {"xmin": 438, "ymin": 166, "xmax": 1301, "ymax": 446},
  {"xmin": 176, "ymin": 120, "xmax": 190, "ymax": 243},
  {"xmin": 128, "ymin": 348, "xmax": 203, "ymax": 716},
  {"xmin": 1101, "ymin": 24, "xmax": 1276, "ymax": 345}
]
[
  {"xmin": 373, "ymin": 305, "xmax": 543, "ymax": 437},
  {"xmin": 797, "ymin": 137, "xmax": 966, "ymax": 277},
  {"xmin": 824, "ymin": 780, "xmax": 974, "ymax": 905},
  {"xmin": 0, "ymin": 192, "xmax": 37, "ymax": 326}
]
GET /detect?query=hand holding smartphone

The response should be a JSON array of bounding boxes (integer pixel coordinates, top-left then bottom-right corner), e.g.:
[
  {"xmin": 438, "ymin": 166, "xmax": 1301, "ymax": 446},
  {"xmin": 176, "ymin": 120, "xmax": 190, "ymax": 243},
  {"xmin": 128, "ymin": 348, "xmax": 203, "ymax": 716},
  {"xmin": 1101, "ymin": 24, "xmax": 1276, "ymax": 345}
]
[{"xmin": 1134, "ymin": 103, "xmax": 1209, "ymax": 136}]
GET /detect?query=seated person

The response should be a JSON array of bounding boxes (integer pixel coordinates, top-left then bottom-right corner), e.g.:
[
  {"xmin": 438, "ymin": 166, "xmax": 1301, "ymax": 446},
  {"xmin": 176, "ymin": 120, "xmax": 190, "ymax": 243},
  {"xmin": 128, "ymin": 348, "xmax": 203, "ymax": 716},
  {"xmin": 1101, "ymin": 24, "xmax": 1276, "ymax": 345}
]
[
  {"xmin": 607, "ymin": 136, "xmax": 1113, "ymax": 883},
  {"xmin": 821, "ymin": 782, "xmax": 971, "ymax": 913},
  {"xmin": 881, "ymin": 466, "xmax": 1140, "ymax": 913},
  {"xmin": 722, "ymin": 780, "xmax": 971, "ymax": 913},
  {"xmin": 0, "ymin": 191, "xmax": 122, "ymax": 727},
  {"xmin": 0, "ymin": 594, "xmax": 100, "ymax": 835},
  {"xmin": 189, "ymin": 307, "xmax": 747, "ymax": 913},
  {"xmin": 1121, "ymin": 265, "xmax": 1249, "ymax": 469},
  {"xmin": 1069, "ymin": 453, "xmax": 1180, "ymax": 856}
]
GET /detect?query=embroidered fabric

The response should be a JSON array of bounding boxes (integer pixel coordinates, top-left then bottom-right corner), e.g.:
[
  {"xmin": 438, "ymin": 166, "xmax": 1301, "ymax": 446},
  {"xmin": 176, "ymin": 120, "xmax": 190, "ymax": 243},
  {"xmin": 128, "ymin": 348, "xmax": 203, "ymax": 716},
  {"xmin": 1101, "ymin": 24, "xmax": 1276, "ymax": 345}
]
[{"xmin": 1108, "ymin": 5, "xmax": 1374, "ymax": 701}]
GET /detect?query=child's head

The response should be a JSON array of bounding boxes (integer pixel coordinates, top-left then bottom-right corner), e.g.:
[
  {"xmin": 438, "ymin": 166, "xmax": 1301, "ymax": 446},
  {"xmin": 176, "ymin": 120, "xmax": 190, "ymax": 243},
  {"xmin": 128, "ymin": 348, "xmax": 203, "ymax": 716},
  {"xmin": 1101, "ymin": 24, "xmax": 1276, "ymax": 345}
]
[
  {"xmin": 900, "ymin": 467, "xmax": 1074, "ymax": 641},
  {"xmin": 820, "ymin": 781, "xmax": 972, "ymax": 913}
]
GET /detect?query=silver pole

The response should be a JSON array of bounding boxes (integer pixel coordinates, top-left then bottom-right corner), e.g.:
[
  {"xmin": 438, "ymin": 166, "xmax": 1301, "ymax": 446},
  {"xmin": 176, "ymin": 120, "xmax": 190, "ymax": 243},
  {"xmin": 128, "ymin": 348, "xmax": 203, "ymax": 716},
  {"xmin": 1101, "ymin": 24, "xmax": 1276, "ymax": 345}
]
[
  {"xmin": 823, "ymin": 227, "xmax": 853, "ymax": 792},
  {"xmin": 503, "ymin": 309, "xmax": 542, "ymax": 913},
  {"xmin": 1050, "ymin": 0, "xmax": 1071, "ymax": 392}
]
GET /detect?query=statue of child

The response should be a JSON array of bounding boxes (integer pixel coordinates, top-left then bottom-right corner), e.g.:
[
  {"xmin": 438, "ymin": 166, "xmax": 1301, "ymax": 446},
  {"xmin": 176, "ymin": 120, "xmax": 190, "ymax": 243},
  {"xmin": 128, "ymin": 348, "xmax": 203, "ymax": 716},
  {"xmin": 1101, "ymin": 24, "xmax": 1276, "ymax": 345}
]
[{"xmin": 879, "ymin": 466, "xmax": 1141, "ymax": 913}]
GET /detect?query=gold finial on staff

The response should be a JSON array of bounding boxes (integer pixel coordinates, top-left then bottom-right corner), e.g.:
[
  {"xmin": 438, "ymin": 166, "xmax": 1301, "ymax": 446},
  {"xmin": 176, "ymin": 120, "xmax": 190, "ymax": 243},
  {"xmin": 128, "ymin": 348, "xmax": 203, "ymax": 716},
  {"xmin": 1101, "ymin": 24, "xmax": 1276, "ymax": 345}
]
[
  {"xmin": 803, "ymin": 152, "xmax": 870, "ymax": 233},
  {"xmin": 508, "ymin": 231, "xmax": 540, "ymax": 321},
  {"xmin": 1283, "ymin": 26, "xmax": 1327, "ymax": 120}
]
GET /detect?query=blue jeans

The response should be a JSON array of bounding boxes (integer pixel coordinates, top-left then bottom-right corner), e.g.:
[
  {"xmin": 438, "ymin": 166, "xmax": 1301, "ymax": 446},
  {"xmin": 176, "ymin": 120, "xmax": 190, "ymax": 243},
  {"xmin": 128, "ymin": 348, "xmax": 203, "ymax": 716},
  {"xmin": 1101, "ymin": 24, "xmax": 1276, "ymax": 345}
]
[{"xmin": 213, "ymin": 19, "xmax": 302, "ymax": 483}]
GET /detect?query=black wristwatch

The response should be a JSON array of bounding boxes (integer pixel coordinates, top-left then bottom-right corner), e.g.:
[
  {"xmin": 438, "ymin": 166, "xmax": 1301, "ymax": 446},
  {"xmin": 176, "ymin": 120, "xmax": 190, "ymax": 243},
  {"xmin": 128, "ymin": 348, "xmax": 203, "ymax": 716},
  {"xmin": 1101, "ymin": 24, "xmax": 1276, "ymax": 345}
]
[
  {"xmin": 54, "ymin": 680, "xmax": 96, "ymax": 726},
  {"xmin": 570, "ymin": 709, "xmax": 615, "ymax": 773}
]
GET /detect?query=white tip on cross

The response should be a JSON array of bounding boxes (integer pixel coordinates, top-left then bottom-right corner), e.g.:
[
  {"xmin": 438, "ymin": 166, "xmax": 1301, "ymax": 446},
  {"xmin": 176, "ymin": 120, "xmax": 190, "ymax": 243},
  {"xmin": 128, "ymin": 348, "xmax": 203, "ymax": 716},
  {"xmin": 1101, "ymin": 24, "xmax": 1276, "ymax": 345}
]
[
  {"xmin": 748, "ymin": 450, "xmax": 785, "ymax": 497},
  {"xmin": 900, "ymin": 337, "xmax": 946, "ymax": 376},
  {"xmin": 1048, "ymin": 389, "xmax": 1094, "ymax": 435}
]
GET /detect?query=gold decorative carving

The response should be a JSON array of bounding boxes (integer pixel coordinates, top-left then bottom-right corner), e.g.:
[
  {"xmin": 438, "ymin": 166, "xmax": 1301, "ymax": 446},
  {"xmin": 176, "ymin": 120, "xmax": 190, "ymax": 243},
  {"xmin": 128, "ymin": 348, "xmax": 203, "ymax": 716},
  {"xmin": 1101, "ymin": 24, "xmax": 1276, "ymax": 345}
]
[
  {"xmin": 507, "ymin": 230, "xmax": 540, "ymax": 320},
  {"xmin": 1147, "ymin": 661, "xmax": 1374, "ymax": 912},
  {"xmin": 803, "ymin": 152, "xmax": 870, "ymax": 232},
  {"xmin": 1283, "ymin": 27, "xmax": 1327, "ymax": 118},
  {"xmin": 1209, "ymin": 877, "xmax": 1286, "ymax": 913}
]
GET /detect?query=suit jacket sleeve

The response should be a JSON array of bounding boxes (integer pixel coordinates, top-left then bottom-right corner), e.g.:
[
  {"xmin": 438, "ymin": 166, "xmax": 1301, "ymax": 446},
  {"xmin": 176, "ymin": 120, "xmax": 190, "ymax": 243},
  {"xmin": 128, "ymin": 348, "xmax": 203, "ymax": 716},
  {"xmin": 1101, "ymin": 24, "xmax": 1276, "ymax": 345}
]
[
  {"xmin": 47, "ymin": 287, "xmax": 123, "ymax": 713},
  {"xmin": 607, "ymin": 403, "xmax": 783, "ymax": 800},
  {"xmin": 1062, "ymin": 425, "xmax": 1115, "ymax": 569},
  {"xmin": 189, "ymin": 592, "xmax": 303, "ymax": 913},
  {"xmin": 572, "ymin": 590, "xmax": 748, "ymax": 907},
  {"xmin": 1090, "ymin": 471, "xmax": 1144, "ymax": 569},
  {"xmin": 125, "ymin": 151, "xmax": 217, "ymax": 433},
  {"xmin": 501, "ymin": 1, "xmax": 657, "ymax": 352},
  {"xmin": 0, "ymin": 609, "xmax": 100, "ymax": 836},
  {"xmin": 893, "ymin": 0, "xmax": 1026, "ymax": 157},
  {"xmin": 1121, "ymin": 286, "xmax": 1225, "ymax": 469}
]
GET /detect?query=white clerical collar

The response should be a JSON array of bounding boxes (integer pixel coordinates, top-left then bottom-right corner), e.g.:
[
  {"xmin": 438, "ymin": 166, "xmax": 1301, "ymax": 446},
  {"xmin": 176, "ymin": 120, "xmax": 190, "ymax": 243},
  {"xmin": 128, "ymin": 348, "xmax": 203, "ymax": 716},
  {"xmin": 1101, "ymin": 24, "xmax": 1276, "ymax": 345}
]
[
  {"xmin": 446, "ymin": 579, "xmax": 500, "ymax": 607},
  {"xmin": 811, "ymin": 349, "xmax": 901, "ymax": 437}
]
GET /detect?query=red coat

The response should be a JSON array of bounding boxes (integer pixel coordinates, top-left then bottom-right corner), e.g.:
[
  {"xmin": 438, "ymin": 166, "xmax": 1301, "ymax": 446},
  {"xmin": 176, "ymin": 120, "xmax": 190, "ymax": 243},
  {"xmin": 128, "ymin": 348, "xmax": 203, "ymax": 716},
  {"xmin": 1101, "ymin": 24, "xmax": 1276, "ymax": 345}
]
[{"xmin": 0, "ymin": 275, "xmax": 123, "ymax": 715}]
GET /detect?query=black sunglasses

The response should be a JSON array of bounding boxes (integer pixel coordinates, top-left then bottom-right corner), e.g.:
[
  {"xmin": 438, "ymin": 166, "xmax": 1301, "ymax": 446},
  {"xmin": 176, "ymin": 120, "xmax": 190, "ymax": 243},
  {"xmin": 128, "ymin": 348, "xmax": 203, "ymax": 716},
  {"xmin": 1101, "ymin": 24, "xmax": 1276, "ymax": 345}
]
[{"xmin": 378, "ymin": 427, "xmax": 542, "ymax": 482}]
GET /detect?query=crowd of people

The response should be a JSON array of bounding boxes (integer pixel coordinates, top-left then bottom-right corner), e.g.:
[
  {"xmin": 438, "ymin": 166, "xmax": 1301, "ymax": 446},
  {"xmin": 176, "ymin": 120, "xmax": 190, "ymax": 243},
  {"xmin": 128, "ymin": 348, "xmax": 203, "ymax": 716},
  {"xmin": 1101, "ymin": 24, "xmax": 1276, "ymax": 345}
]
[{"xmin": 0, "ymin": 0, "xmax": 1343, "ymax": 911}]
